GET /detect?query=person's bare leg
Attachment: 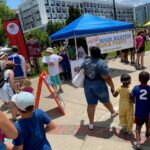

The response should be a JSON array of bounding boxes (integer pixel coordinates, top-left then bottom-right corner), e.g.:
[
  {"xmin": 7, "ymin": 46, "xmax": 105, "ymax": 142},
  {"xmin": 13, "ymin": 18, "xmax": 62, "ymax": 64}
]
[
  {"xmin": 136, "ymin": 53, "xmax": 139, "ymax": 66},
  {"xmin": 141, "ymin": 52, "xmax": 144, "ymax": 67},
  {"xmin": 136, "ymin": 125, "xmax": 142, "ymax": 146},
  {"xmin": 87, "ymin": 105, "xmax": 96, "ymax": 124},
  {"xmin": 145, "ymin": 122, "xmax": 150, "ymax": 139},
  {"xmin": 103, "ymin": 101, "xmax": 115, "ymax": 114}
]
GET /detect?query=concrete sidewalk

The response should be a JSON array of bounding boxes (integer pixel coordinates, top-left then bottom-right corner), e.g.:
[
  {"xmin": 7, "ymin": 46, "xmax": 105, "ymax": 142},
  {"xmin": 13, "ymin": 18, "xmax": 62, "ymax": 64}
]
[{"xmin": 1, "ymin": 52, "xmax": 150, "ymax": 150}]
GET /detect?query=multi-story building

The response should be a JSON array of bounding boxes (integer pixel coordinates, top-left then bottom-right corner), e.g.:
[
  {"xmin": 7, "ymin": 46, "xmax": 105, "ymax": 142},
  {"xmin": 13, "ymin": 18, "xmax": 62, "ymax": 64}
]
[
  {"xmin": 135, "ymin": 3, "xmax": 150, "ymax": 25},
  {"xmin": 18, "ymin": 0, "xmax": 134, "ymax": 31}
]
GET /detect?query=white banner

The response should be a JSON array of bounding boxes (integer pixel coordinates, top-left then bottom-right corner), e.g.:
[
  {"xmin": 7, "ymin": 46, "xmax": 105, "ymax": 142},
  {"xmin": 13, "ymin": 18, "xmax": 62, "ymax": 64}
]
[{"xmin": 86, "ymin": 31, "xmax": 134, "ymax": 54}]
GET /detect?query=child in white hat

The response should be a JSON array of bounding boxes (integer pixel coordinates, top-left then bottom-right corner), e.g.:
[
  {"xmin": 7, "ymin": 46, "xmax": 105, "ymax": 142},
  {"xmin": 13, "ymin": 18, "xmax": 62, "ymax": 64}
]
[{"xmin": 11, "ymin": 92, "xmax": 56, "ymax": 150}]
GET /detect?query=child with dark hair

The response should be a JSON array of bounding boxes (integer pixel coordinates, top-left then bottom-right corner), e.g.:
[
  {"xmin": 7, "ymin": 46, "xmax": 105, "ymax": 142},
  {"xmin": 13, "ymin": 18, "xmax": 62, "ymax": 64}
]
[
  {"xmin": 113, "ymin": 74, "xmax": 133, "ymax": 134},
  {"xmin": 130, "ymin": 71, "xmax": 150, "ymax": 149},
  {"xmin": 11, "ymin": 92, "xmax": 56, "ymax": 150}
]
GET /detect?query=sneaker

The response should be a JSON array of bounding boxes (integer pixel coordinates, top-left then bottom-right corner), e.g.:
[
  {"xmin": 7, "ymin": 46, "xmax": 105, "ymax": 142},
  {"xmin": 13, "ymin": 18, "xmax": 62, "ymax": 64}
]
[
  {"xmin": 111, "ymin": 111, "xmax": 118, "ymax": 118},
  {"xmin": 89, "ymin": 124, "xmax": 94, "ymax": 130},
  {"xmin": 120, "ymin": 59, "xmax": 125, "ymax": 63},
  {"xmin": 120, "ymin": 126, "xmax": 127, "ymax": 133},
  {"xmin": 140, "ymin": 66, "xmax": 145, "ymax": 70},
  {"xmin": 127, "ymin": 132, "xmax": 132, "ymax": 135},
  {"xmin": 136, "ymin": 66, "xmax": 141, "ymax": 70},
  {"xmin": 58, "ymin": 89, "xmax": 63, "ymax": 93},
  {"xmin": 136, "ymin": 144, "xmax": 141, "ymax": 150},
  {"xmin": 125, "ymin": 61, "xmax": 129, "ymax": 64}
]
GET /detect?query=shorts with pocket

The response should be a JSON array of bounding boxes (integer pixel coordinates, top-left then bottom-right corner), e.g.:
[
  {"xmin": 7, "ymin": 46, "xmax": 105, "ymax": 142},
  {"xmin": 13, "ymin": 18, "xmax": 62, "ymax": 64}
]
[
  {"xmin": 84, "ymin": 79, "xmax": 109, "ymax": 105},
  {"xmin": 50, "ymin": 74, "xmax": 61, "ymax": 87}
]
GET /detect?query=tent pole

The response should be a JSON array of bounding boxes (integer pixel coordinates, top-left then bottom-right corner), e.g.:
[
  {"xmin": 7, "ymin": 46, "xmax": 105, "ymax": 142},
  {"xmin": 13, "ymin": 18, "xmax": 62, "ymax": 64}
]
[{"xmin": 74, "ymin": 38, "xmax": 78, "ymax": 59}]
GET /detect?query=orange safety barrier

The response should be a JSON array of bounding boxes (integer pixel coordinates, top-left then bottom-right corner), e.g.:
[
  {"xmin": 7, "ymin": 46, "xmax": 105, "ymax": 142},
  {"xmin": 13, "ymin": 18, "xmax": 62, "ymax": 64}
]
[{"xmin": 34, "ymin": 71, "xmax": 65, "ymax": 115}]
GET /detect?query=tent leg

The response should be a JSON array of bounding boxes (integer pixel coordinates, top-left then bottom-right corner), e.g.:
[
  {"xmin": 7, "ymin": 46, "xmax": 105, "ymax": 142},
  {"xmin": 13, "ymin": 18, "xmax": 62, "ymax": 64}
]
[{"xmin": 74, "ymin": 38, "xmax": 78, "ymax": 60}]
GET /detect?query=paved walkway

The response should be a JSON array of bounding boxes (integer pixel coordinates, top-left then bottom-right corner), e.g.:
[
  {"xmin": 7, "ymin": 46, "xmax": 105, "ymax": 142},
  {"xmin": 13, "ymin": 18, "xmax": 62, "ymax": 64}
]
[{"xmin": 1, "ymin": 52, "xmax": 150, "ymax": 150}]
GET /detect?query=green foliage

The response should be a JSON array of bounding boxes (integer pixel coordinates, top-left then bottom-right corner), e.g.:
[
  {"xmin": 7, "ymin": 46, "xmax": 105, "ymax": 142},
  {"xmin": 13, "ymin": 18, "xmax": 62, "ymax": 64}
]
[
  {"xmin": 25, "ymin": 29, "xmax": 50, "ymax": 50},
  {"xmin": 0, "ymin": 0, "xmax": 6, "ymax": 4},
  {"xmin": 46, "ymin": 21, "xmax": 65, "ymax": 36},
  {"xmin": 0, "ymin": 3, "xmax": 15, "ymax": 22},
  {"xmin": 66, "ymin": 6, "xmax": 81, "ymax": 25},
  {"xmin": 0, "ymin": 3, "xmax": 15, "ymax": 46}
]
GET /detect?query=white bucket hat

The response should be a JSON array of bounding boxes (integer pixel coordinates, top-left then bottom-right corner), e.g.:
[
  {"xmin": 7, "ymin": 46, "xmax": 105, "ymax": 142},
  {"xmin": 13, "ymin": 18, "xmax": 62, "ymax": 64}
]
[
  {"xmin": 11, "ymin": 92, "xmax": 35, "ymax": 111},
  {"xmin": 45, "ymin": 47, "xmax": 54, "ymax": 54}
]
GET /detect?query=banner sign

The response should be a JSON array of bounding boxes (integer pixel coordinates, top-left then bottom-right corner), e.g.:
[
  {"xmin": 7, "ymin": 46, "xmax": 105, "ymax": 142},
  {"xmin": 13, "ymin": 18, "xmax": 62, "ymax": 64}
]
[
  {"xmin": 3, "ymin": 19, "xmax": 28, "ymax": 60},
  {"xmin": 86, "ymin": 31, "xmax": 134, "ymax": 54}
]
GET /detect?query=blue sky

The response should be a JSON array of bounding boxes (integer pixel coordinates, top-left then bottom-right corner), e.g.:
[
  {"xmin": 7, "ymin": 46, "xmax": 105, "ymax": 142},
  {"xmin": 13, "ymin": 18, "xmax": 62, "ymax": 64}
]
[
  {"xmin": 6, "ymin": 0, "xmax": 150, "ymax": 9},
  {"xmin": 6, "ymin": 0, "xmax": 21, "ymax": 9}
]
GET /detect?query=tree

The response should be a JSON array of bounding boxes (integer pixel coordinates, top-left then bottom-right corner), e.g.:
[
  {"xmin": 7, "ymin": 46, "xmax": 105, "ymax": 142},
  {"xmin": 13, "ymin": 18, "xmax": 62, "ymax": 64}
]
[
  {"xmin": 46, "ymin": 21, "xmax": 65, "ymax": 36},
  {"xmin": 0, "ymin": 3, "xmax": 15, "ymax": 46},
  {"xmin": 66, "ymin": 6, "xmax": 81, "ymax": 25},
  {"xmin": 0, "ymin": 0, "xmax": 6, "ymax": 4}
]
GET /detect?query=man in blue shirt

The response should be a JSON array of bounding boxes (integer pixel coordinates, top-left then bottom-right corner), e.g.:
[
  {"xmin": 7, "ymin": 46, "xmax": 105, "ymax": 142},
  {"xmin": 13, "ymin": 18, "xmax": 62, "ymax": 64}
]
[
  {"xmin": 11, "ymin": 92, "xmax": 56, "ymax": 150},
  {"xmin": 130, "ymin": 71, "xmax": 150, "ymax": 149},
  {"xmin": 8, "ymin": 46, "xmax": 26, "ymax": 79}
]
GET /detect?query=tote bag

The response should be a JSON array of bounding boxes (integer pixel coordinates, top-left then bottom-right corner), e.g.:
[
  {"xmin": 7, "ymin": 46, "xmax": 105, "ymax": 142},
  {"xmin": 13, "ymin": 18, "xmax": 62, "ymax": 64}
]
[{"xmin": 72, "ymin": 69, "xmax": 84, "ymax": 88}]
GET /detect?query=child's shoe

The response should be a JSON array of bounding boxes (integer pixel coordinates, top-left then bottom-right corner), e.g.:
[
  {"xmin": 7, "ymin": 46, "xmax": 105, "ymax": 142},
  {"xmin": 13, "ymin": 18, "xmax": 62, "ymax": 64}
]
[{"xmin": 89, "ymin": 124, "xmax": 94, "ymax": 130}]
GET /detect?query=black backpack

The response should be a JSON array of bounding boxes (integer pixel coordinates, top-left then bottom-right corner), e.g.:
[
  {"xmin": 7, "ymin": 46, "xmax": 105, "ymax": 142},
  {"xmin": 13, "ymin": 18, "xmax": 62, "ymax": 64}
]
[{"xmin": 0, "ymin": 69, "xmax": 5, "ymax": 88}]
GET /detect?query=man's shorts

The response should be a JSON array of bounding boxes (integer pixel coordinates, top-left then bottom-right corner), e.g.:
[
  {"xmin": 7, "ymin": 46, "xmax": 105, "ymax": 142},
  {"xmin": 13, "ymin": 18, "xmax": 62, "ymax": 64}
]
[
  {"xmin": 84, "ymin": 80, "xmax": 109, "ymax": 105},
  {"xmin": 134, "ymin": 117, "xmax": 149, "ymax": 126},
  {"xmin": 51, "ymin": 74, "xmax": 61, "ymax": 87}
]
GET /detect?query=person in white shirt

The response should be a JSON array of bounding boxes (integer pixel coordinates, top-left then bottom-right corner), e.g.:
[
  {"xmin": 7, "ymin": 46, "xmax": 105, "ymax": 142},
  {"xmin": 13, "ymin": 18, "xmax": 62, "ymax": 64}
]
[{"xmin": 42, "ymin": 47, "xmax": 63, "ymax": 93}]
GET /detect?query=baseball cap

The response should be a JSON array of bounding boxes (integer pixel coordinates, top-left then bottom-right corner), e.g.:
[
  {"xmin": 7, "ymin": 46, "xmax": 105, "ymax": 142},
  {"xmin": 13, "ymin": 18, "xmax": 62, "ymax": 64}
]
[{"xmin": 11, "ymin": 92, "xmax": 35, "ymax": 111}]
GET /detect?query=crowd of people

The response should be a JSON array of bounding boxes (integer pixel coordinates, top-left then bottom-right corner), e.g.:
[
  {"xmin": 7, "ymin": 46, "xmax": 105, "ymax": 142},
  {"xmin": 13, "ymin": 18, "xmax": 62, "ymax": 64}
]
[
  {"xmin": 0, "ymin": 43, "xmax": 57, "ymax": 149},
  {"xmin": 0, "ymin": 30, "xmax": 149, "ymax": 150},
  {"xmin": 117, "ymin": 30, "xmax": 147, "ymax": 71},
  {"xmin": 81, "ymin": 46, "xmax": 150, "ymax": 149}
]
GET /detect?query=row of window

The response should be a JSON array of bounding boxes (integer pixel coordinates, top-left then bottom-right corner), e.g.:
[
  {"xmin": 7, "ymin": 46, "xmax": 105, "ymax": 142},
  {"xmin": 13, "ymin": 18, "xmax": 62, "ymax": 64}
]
[
  {"xmin": 50, "ymin": 0, "xmax": 132, "ymax": 11},
  {"xmin": 24, "ymin": 20, "xmax": 41, "ymax": 30},
  {"xmin": 20, "ymin": 6, "xmax": 39, "ymax": 19},
  {"xmin": 20, "ymin": 0, "xmax": 37, "ymax": 12},
  {"xmin": 45, "ymin": 5, "xmax": 133, "ymax": 15},
  {"xmin": 23, "ymin": 13, "xmax": 41, "ymax": 25}
]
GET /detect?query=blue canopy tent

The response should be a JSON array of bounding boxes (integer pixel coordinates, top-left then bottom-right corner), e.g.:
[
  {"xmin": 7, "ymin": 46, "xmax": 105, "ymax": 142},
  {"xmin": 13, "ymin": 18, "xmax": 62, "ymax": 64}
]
[
  {"xmin": 50, "ymin": 14, "xmax": 134, "ymax": 41},
  {"xmin": 50, "ymin": 14, "xmax": 134, "ymax": 78}
]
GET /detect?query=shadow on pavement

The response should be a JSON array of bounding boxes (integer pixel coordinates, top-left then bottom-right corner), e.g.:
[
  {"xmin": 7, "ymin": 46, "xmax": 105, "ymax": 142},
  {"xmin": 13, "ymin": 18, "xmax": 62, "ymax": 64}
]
[
  {"xmin": 109, "ymin": 68, "xmax": 135, "ymax": 78},
  {"xmin": 75, "ymin": 119, "xmax": 138, "ymax": 144},
  {"xmin": 46, "ymin": 108, "xmax": 64, "ymax": 119},
  {"xmin": 75, "ymin": 118, "xmax": 115, "ymax": 140},
  {"xmin": 0, "ymin": 103, "xmax": 10, "ymax": 111}
]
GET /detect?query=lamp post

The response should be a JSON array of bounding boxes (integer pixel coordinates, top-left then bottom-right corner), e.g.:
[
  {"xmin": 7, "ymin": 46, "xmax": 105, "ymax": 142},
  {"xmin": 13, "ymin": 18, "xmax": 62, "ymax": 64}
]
[{"xmin": 112, "ymin": 0, "xmax": 117, "ymax": 20}]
